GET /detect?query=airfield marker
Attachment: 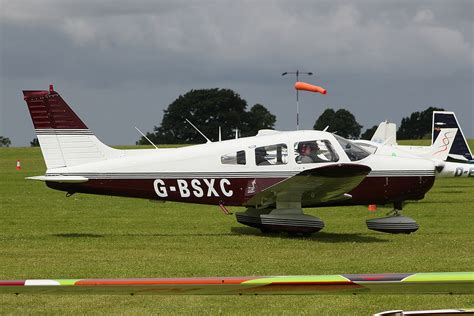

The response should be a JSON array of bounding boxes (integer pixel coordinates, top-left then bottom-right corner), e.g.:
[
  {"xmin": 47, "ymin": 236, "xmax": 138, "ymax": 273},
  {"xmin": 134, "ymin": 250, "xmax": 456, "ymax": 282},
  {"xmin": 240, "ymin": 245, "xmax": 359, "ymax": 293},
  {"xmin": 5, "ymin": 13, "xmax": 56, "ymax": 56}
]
[
  {"xmin": 16, "ymin": 160, "xmax": 21, "ymax": 170},
  {"xmin": 368, "ymin": 204, "xmax": 377, "ymax": 212}
]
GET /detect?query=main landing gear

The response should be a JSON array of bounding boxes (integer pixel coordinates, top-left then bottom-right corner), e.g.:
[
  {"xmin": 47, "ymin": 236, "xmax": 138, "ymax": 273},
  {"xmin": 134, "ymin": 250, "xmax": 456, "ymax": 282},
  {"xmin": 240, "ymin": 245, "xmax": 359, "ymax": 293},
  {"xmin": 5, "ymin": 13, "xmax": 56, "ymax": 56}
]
[
  {"xmin": 236, "ymin": 207, "xmax": 324, "ymax": 237},
  {"xmin": 366, "ymin": 201, "xmax": 419, "ymax": 234}
]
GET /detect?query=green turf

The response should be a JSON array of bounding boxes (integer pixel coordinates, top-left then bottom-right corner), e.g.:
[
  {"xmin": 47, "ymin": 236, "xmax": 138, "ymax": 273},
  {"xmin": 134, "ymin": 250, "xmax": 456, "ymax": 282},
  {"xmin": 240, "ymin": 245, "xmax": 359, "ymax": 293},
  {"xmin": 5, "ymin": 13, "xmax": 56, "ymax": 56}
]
[{"xmin": 1, "ymin": 143, "xmax": 473, "ymax": 315}]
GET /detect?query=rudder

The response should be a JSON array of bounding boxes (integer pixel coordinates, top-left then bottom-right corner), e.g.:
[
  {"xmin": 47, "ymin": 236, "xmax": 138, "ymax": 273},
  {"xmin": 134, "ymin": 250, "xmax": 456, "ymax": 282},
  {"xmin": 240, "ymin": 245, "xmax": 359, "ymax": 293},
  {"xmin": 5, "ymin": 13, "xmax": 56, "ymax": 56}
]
[{"xmin": 23, "ymin": 85, "xmax": 122, "ymax": 169}]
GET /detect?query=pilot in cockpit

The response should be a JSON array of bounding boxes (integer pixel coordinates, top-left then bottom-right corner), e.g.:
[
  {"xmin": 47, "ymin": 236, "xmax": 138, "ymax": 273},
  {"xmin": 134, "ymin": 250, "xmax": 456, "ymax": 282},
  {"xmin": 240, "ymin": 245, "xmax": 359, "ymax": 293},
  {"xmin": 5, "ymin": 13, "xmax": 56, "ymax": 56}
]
[{"xmin": 296, "ymin": 142, "xmax": 325, "ymax": 163}]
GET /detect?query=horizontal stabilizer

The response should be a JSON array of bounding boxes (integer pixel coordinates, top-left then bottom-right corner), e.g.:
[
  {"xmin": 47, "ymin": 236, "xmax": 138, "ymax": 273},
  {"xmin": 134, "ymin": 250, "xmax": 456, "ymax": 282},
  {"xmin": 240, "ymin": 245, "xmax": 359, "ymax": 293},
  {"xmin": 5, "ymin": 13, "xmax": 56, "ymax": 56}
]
[
  {"xmin": 26, "ymin": 175, "xmax": 89, "ymax": 183},
  {"xmin": 0, "ymin": 272, "xmax": 471, "ymax": 295}
]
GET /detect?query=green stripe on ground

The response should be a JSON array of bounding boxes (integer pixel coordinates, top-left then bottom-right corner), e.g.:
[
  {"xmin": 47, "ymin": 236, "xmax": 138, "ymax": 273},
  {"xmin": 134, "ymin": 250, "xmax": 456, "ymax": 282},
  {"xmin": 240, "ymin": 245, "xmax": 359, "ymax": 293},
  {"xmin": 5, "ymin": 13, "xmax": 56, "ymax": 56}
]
[
  {"xmin": 242, "ymin": 275, "xmax": 349, "ymax": 285},
  {"xmin": 55, "ymin": 279, "xmax": 82, "ymax": 286}
]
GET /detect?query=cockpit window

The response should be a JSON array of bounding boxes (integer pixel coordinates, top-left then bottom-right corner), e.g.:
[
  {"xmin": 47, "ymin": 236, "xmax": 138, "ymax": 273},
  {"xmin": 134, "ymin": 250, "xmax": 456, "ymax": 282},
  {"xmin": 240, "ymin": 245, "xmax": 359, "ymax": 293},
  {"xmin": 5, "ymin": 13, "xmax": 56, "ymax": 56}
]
[
  {"xmin": 221, "ymin": 150, "xmax": 246, "ymax": 165},
  {"xmin": 255, "ymin": 144, "xmax": 288, "ymax": 166},
  {"xmin": 294, "ymin": 140, "xmax": 339, "ymax": 164},
  {"xmin": 354, "ymin": 141, "xmax": 378, "ymax": 154},
  {"xmin": 334, "ymin": 135, "xmax": 371, "ymax": 161}
]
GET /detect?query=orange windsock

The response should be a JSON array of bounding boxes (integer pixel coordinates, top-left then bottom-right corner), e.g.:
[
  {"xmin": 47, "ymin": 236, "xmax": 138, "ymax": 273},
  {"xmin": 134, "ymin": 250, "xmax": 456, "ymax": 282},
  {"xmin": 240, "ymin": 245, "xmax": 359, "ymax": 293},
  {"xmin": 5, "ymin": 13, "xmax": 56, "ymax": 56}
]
[{"xmin": 294, "ymin": 82, "xmax": 327, "ymax": 95}]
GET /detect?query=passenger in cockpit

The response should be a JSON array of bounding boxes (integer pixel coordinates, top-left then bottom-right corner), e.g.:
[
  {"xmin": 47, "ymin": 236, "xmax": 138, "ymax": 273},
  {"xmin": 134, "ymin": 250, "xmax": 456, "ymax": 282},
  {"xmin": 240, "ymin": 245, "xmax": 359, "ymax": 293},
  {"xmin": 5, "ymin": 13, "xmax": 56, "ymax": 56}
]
[{"xmin": 255, "ymin": 147, "xmax": 271, "ymax": 165}]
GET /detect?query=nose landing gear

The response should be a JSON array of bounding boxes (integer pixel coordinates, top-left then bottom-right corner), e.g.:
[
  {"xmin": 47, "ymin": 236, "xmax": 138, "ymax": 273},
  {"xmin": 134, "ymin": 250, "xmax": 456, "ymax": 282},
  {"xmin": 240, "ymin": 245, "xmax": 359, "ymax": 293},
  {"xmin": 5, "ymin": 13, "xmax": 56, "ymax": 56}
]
[{"xmin": 366, "ymin": 202, "xmax": 419, "ymax": 234}]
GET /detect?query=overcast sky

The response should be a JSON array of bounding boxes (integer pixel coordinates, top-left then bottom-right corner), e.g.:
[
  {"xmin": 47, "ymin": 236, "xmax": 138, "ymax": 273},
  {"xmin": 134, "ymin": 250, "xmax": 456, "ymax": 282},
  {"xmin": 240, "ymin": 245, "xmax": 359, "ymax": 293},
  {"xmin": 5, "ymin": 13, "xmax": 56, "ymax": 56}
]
[{"xmin": 1, "ymin": 0, "xmax": 472, "ymax": 146}]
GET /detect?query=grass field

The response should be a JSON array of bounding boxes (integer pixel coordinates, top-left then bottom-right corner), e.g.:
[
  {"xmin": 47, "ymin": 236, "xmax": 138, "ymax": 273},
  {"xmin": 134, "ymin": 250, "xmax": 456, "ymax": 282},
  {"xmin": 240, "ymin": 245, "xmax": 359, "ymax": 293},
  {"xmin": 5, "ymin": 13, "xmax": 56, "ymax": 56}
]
[{"xmin": 1, "ymin": 141, "xmax": 473, "ymax": 315}]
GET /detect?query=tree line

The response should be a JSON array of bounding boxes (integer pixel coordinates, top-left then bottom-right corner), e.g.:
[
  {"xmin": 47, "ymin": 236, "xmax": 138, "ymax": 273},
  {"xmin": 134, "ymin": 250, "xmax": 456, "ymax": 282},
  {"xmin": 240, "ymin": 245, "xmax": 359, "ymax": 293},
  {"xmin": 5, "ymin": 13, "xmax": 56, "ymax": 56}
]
[
  {"xmin": 137, "ymin": 88, "xmax": 444, "ymax": 144},
  {"xmin": 0, "ymin": 88, "xmax": 444, "ymax": 147}
]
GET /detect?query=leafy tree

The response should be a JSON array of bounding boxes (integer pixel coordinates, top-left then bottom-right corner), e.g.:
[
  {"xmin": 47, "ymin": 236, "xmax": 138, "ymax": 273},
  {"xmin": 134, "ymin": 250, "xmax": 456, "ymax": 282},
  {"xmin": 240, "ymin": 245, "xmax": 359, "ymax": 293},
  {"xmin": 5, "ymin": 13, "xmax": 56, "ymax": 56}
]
[
  {"xmin": 397, "ymin": 107, "xmax": 444, "ymax": 140},
  {"xmin": 242, "ymin": 104, "xmax": 276, "ymax": 136},
  {"xmin": 0, "ymin": 136, "xmax": 11, "ymax": 147},
  {"xmin": 138, "ymin": 89, "xmax": 275, "ymax": 144},
  {"xmin": 360, "ymin": 125, "xmax": 378, "ymax": 140},
  {"xmin": 30, "ymin": 138, "xmax": 40, "ymax": 147},
  {"xmin": 313, "ymin": 108, "xmax": 362, "ymax": 139}
]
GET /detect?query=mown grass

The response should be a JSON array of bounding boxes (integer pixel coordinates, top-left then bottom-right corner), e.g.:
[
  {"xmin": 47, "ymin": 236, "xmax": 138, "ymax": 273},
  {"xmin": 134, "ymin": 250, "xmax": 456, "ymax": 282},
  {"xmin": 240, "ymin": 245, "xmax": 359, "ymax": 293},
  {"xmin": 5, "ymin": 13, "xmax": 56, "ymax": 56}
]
[{"xmin": 0, "ymin": 143, "xmax": 473, "ymax": 315}]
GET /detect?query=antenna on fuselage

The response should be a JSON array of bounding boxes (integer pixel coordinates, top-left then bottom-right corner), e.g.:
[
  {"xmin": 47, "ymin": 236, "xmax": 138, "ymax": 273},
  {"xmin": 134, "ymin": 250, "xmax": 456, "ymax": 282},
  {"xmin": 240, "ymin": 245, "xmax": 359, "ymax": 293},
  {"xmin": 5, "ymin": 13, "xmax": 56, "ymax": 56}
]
[
  {"xmin": 185, "ymin": 119, "xmax": 212, "ymax": 143},
  {"xmin": 134, "ymin": 127, "xmax": 159, "ymax": 149},
  {"xmin": 218, "ymin": 126, "xmax": 222, "ymax": 142},
  {"xmin": 323, "ymin": 126, "xmax": 329, "ymax": 132}
]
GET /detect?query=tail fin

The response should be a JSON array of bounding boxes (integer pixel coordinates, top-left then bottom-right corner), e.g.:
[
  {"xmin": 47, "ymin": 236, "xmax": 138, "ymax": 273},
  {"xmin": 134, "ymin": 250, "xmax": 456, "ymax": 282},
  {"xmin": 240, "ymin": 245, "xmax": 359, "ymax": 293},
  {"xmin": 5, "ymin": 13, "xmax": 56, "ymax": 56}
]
[
  {"xmin": 432, "ymin": 111, "xmax": 473, "ymax": 161},
  {"xmin": 417, "ymin": 128, "xmax": 457, "ymax": 161},
  {"xmin": 370, "ymin": 121, "xmax": 397, "ymax": 145},
  {"xmin": 23, "ymin": 85, "xmax": 122, "ymax": 169}
]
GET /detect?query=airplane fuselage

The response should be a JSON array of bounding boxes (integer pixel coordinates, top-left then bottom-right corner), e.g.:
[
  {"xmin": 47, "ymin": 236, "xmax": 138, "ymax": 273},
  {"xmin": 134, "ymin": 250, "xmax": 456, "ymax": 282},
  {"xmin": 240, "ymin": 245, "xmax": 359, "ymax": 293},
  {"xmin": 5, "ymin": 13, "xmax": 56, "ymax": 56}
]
[{"xmin": 43, "ymin": 130, "xmax": 435, "ymax": 207}]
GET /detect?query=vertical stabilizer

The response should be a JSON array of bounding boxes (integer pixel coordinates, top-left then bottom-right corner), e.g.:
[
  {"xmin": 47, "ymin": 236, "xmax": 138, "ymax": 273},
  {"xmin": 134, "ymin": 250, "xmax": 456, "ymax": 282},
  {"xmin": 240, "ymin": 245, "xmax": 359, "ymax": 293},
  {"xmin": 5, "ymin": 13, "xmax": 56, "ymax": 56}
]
[
  {"xmin": 432, "ymin": 111, "xmax": 472, "ymax": 161},
  {"xmin": 370, "ymin": 121, "xmax": 397, "ymax": 145},
  {"xmin": 23, "ymin": 85, "xmax": 122, "ymax": 169}
]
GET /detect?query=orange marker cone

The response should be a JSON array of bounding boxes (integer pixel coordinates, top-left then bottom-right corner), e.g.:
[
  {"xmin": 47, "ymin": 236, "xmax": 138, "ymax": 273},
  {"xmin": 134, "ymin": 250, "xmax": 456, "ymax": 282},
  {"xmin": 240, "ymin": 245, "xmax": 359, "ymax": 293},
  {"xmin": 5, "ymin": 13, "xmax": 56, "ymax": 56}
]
[
  {"xmin": 368, "ymin": 204, "xmax": 377, "ymax": 212},
  {"xmin": 16, "ymin": 160, "xmax": 21, "ymax": 170}
]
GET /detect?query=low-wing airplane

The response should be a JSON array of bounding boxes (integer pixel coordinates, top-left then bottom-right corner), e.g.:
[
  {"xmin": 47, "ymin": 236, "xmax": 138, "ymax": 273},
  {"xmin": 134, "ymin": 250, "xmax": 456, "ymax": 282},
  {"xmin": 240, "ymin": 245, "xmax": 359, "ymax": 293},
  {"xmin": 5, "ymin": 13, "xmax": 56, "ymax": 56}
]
[
  {"xmin": 354, "ymin": 111, "xmax": 473, "ymax": 178},
  {"xmin": 23, "ymin": 86, "xmax": 438, "ymax": 236}
]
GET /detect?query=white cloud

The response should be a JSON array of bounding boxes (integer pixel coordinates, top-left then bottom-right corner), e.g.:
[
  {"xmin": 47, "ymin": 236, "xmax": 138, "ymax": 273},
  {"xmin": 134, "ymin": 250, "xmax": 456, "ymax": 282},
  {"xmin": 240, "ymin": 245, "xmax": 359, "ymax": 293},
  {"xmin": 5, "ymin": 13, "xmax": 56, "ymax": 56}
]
[{"xmin": 414, "ymin": 9, "xmax": 435, "ymax": 24}]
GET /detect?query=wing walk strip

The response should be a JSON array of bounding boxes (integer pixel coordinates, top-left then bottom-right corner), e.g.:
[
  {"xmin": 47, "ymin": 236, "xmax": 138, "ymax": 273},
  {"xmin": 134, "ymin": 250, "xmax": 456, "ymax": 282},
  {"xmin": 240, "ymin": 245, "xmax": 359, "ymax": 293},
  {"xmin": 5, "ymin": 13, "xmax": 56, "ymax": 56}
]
[{"xmin": 0, "ymin": 272, "xmax": 471, "ymax": 295}]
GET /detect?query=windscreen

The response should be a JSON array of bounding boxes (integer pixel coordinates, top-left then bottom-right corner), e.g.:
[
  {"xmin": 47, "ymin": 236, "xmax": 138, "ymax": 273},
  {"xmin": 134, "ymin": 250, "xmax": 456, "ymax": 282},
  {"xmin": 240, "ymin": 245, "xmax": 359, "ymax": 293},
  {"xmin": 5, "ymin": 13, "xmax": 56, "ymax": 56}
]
[{"xmin": 334, "ymin": 135, "xmax": 371, "ymax": 161}]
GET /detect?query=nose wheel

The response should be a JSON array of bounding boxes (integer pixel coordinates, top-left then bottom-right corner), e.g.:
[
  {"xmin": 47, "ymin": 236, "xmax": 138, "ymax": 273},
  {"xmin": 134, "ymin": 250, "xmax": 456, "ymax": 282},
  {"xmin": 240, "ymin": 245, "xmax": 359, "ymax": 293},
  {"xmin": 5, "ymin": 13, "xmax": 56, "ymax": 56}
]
[{"xmin": 366, "ymin": 202, "xmax": 419, "ymax": 234}]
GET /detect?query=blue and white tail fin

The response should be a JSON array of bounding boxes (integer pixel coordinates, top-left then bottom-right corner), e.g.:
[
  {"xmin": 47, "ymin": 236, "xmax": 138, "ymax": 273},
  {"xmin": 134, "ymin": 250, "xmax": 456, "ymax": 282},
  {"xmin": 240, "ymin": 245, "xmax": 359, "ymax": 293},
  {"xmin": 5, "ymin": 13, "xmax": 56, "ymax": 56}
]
[
  {"xmin": 432, "ymin": 111, "xmax": 473, "ymax": 161},
  {"xmin": 23, "ymin": 85, "xmax": 122, "ymax": 170}
]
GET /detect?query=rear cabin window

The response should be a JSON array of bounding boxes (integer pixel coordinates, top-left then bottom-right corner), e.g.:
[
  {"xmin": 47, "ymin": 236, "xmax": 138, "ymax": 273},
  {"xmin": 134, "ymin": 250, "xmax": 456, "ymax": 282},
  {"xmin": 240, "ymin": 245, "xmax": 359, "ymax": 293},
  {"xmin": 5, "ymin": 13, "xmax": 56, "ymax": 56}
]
[
  {"xmin": 255, "ymin": 144, "xmax": 288, "ymax": 166},
  {"xmin": 294, "ymin": 140, "xmax": 339, "ymax": 164},
  {"xmin": 221, "ymin": 150, "xmax": 246, "ymax": 165}
]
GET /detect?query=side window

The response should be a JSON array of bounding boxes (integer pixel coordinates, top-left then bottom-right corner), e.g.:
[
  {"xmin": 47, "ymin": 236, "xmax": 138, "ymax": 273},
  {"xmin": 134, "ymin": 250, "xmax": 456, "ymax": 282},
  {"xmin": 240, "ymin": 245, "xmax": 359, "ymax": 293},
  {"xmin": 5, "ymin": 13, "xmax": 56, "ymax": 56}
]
[
  {"xmin": 221, "ymin": 150, "xmax": 246, "ymax": 165},
  {"xmin": 294, "ymin": 140, "xmax": 339, "ymax": 164},
  {"xmin": 255, "ymin": 144, "xmax": 288, "ymax": 166}
]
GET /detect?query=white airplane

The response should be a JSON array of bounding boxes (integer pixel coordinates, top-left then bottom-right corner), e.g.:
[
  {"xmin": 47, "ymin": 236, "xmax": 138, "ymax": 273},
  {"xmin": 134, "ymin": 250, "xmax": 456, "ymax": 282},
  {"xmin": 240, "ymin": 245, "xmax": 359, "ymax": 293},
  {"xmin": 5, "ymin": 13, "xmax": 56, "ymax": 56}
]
[
  {"xmin": 354, "ymin": 111, "xmax": 473, "ymax": 178},
  {"xmin": 24, "ymin": 85, "xmax": 442, "ymax": 236}
]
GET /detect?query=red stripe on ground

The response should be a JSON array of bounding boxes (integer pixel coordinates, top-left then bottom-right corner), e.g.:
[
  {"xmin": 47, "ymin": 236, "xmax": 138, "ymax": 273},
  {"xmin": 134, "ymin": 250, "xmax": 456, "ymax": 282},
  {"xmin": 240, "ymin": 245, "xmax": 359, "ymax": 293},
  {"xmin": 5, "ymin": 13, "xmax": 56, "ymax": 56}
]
[{"xmin": 0, "ymin": 281, "xmax": 26, "ymax": 286}]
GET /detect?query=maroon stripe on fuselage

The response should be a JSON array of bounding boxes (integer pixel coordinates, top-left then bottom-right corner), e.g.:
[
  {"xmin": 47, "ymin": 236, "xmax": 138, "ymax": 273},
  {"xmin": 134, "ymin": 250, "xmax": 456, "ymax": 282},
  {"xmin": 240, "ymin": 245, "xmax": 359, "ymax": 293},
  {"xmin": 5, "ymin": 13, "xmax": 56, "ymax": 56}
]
[
  {"xmin": 46, "ymin": 178, "xmax": 285, "ymax": 206},
  {"xmin": 347, "ymin": 176, "xmax": 435, "ymax": 204},
  {"xmin": 45, "ymin": 175, "xmax": 435, "ymax": 207}
]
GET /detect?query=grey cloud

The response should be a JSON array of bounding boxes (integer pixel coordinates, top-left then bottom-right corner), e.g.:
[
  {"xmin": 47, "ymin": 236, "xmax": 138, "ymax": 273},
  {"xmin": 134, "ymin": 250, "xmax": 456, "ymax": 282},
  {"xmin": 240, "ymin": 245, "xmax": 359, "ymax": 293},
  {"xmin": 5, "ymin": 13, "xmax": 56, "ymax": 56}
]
[{"xmin": 1, "ymin": 0, "xmax": 472, "ymax": 145}]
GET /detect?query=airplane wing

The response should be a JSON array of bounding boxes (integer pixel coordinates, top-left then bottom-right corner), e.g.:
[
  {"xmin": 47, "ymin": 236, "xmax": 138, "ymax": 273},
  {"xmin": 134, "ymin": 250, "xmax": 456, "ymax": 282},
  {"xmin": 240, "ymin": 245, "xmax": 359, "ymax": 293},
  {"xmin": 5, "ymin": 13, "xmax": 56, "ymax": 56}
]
[
  {"xmin": 0, "ymin": 272, "xmax": 471, "ymax": 295},
  {"xmin": 244, "ymin": 163, "xmax": 371, "ymax": 208}
]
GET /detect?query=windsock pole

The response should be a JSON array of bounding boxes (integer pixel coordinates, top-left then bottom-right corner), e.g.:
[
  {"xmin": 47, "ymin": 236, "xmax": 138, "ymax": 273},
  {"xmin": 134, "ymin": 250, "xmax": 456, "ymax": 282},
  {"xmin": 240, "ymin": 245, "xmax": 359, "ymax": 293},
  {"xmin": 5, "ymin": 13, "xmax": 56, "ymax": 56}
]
[{"xmin": 282, "ymin": 70, "xmax": 313, "ymax": 130}]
